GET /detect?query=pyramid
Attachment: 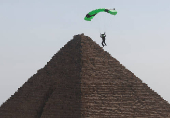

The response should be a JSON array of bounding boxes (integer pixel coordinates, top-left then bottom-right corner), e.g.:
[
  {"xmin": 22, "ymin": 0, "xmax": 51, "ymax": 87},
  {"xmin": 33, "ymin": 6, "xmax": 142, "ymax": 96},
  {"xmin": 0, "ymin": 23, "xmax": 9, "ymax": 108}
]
[{"xmin": 0, "ymin": 34, "xmax": 170, "ymax": 118}]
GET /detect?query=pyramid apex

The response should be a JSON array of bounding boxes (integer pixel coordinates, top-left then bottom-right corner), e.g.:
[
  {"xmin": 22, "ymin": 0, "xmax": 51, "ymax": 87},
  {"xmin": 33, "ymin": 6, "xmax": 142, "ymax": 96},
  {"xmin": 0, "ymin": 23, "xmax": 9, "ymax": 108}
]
[{"xmin": 73, "ymin": 33, "xmax": 85, "ymax": 38}]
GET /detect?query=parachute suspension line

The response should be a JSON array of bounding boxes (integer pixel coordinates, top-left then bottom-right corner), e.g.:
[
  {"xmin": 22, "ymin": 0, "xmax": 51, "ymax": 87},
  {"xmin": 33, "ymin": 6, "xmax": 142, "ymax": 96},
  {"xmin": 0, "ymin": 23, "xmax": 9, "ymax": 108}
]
[
  {"xmin": 101, "ymin": 9, "xmax": 104, "ymax": 33},
  {"xmin": 98, "ymin": 12, "xmax": 103, "ymax": 34},
  {"xmin": 105, "ymin": 14, "xmax": 111, "ymax": 33},
  {"xmin": 99, "ymin": 12, "xmax": 102, "ymax": 33},
  {"xmin": 95, "ymin": 13, "xmax": 101, "ymax": 34},
  {"xmin": 103, "ymin": 12, "xmax": 107, "ymax": 33},
  {"xmin": 105, "ymin": 13, "xmax": 116, "ymax": 34},
  {"xmin": 91, "ymin": 14, "xmax": 101, "ymax": 34},
  {"xmin": 97, "ymin": 17, "xmax": 101, "ymax": 34},
  {"xmin": 98, "ymin": 13, "xmax": 102, "ymax": 34},
  {"xmin": 99, "ymin": 11, "xmax": 106, "ymax": 34},
  {"xmin": 108, "ymin": 15, "xmax": 115, "ymax": 34}
]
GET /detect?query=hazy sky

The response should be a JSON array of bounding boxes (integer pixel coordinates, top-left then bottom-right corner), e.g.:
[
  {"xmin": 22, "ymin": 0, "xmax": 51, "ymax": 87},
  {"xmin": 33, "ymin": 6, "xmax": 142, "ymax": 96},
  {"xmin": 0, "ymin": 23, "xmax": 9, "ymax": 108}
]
[{"xmin": 1, "ymin": 0, "xmax": 170, "ymax": 106}]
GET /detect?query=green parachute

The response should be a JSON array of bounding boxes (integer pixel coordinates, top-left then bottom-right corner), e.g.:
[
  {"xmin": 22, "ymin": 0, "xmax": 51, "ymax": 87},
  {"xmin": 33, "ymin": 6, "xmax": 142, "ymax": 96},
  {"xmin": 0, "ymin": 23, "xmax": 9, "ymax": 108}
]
[{"xmin": 84, "ymin": 8, "xmax": 117, "ymax": 21}]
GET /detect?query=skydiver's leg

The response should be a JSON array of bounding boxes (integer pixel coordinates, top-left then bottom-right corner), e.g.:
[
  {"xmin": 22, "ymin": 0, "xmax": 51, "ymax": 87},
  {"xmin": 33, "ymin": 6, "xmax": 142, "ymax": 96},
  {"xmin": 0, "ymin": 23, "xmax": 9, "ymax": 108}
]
[
  {"xmin": 103, "ymin": 39, "xmax": 107, "ymax": 46},
  {"xmin": 102, "ymin": 41, "xmax": 104, "ymax": 47}
]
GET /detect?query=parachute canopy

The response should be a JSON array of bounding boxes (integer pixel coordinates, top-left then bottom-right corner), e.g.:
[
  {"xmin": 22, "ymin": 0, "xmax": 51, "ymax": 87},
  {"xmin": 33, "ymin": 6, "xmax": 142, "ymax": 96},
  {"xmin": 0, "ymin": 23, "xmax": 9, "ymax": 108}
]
[{"xmin": 84, "ymin": 8, "xmax": 117, "ymax": 21}]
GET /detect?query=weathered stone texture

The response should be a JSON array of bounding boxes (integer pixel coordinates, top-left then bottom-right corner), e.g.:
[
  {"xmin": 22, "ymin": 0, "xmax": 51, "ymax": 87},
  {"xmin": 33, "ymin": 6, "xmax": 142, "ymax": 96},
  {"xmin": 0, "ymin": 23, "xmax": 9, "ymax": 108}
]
[
  {"xmin": 80, "ymin": 35, "xmax": 170, "ymax": 117},
  {"xmin": 0, "ymin": 34, "xmax": 170, "ymax": 118},
  {"xmin": 0, "ymin": 35, "xmax": 82, "ymax": 118}
]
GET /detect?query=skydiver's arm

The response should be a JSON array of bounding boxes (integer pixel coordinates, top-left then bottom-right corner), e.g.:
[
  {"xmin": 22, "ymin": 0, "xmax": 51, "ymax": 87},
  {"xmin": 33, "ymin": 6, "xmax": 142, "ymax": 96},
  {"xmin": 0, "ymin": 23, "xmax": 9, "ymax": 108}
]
[{"xmin": 104, "ymin": 32, "xmax": 106, "ymax": 37}]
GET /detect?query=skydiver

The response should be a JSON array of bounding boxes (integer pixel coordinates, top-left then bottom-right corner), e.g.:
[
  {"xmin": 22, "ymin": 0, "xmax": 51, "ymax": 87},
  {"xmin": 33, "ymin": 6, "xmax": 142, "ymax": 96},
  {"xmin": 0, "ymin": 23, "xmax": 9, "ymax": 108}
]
[{"xmin": 100, "ymin": 32, "xmax": 106, "ymax": 47}]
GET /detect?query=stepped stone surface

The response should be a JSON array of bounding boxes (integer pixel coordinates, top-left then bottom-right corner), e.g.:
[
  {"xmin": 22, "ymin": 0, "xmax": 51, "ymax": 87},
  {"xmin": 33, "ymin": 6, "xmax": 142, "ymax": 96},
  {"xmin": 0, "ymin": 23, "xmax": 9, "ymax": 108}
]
[{"xmin": 0, "ymin": 33, "xmax": 170, "ymax": 118}]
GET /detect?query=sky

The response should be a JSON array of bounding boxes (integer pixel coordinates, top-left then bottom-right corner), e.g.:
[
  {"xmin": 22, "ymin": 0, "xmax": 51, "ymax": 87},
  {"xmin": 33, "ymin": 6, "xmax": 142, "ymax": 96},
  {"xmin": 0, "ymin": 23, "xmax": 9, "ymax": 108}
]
[{"xmin": 0, "ymin": 0, "xmax": 170, "ymax": 106}]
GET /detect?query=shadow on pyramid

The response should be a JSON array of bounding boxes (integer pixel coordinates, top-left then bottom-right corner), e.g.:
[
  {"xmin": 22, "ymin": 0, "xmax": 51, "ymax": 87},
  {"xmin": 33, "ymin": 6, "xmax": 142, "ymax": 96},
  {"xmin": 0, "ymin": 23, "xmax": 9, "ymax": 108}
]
[{"xmin": 0, "ymin": 34, "xmax": 170, "ymax": 118}]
